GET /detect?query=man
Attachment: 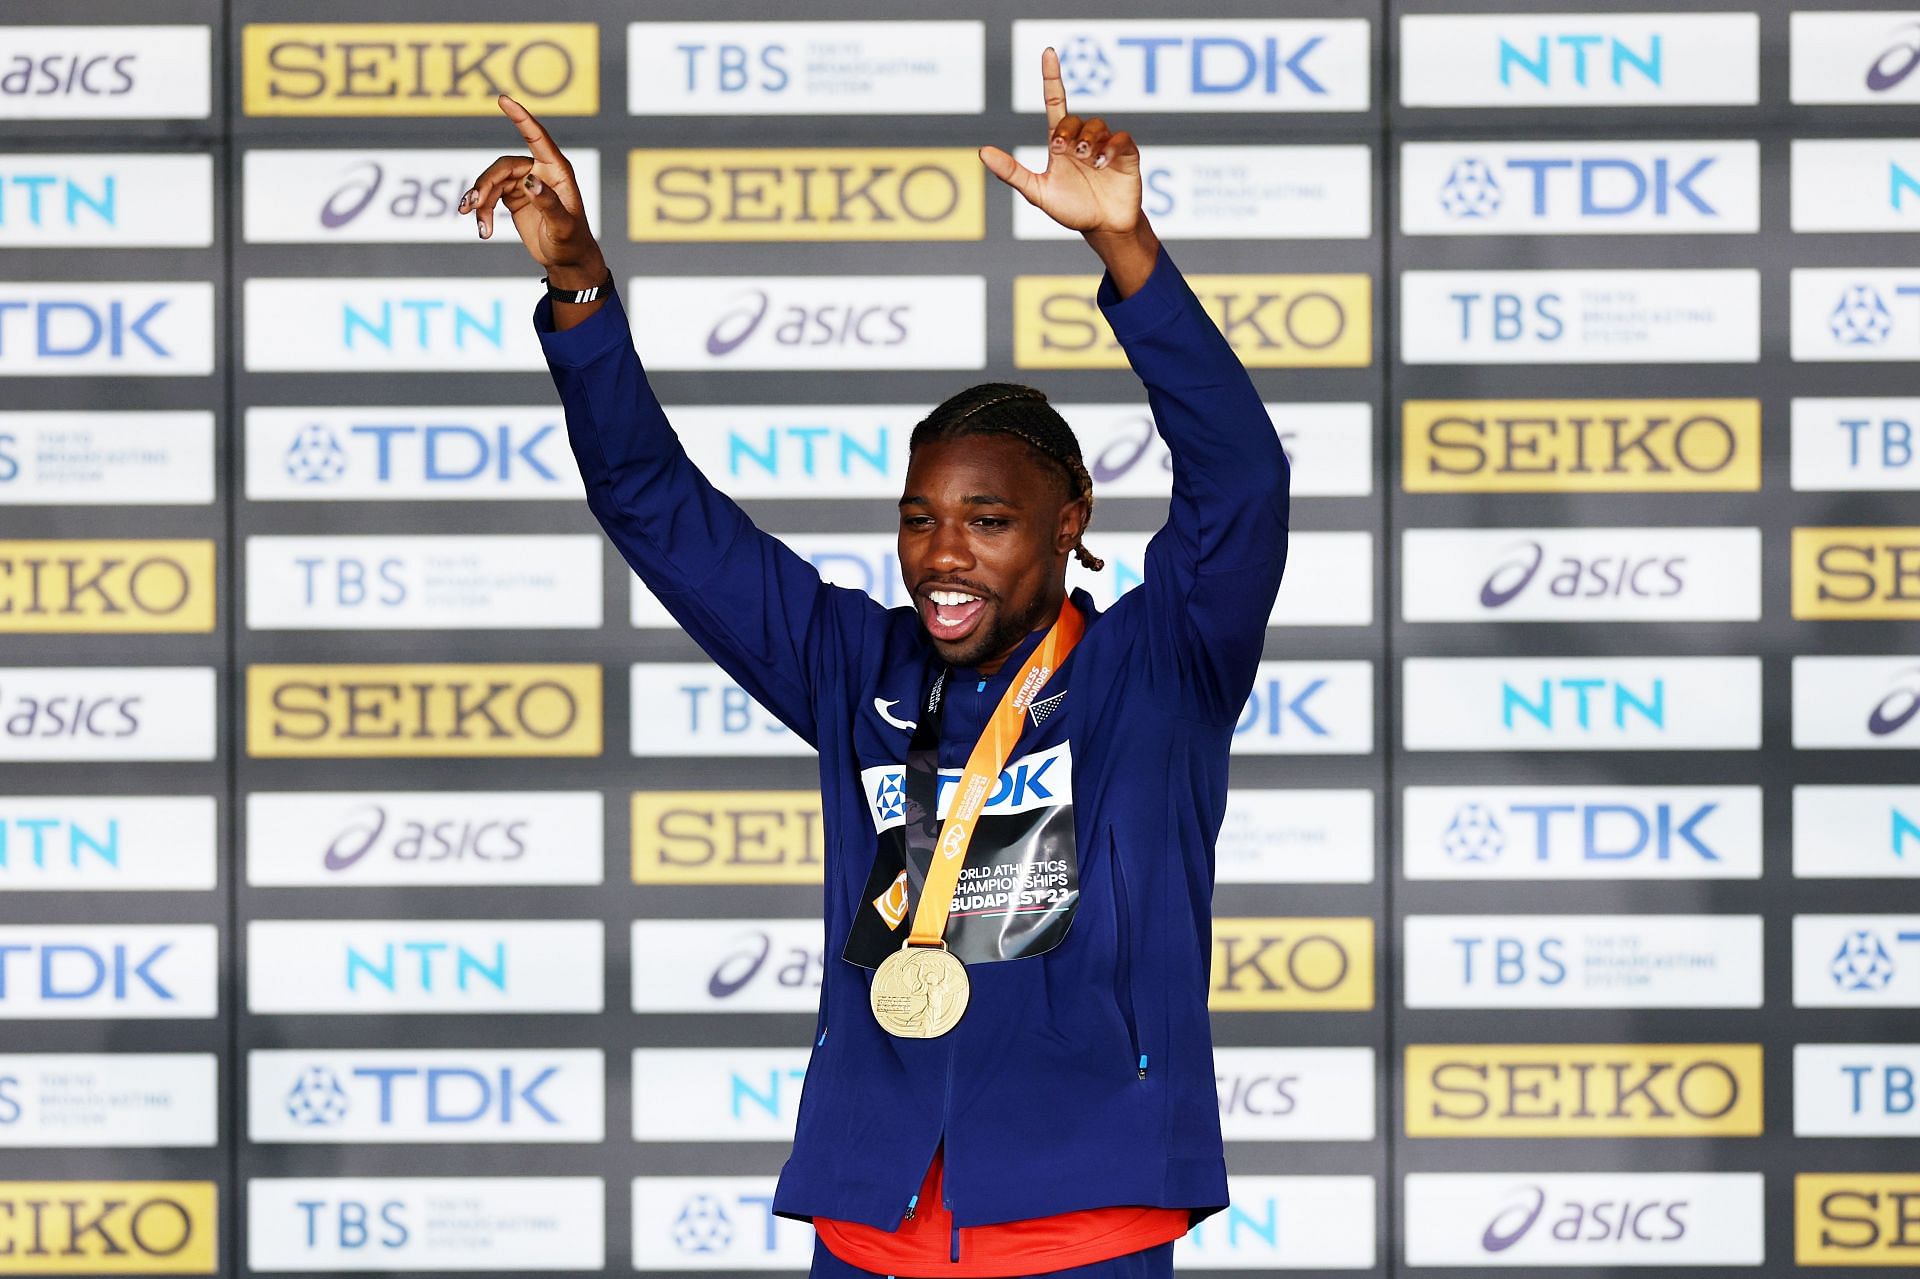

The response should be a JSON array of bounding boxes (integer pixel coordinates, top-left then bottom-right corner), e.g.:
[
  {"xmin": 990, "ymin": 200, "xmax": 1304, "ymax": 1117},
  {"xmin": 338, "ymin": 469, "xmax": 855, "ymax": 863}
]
[{"xmin": 460, "ymin": 48, "xmax": 1288, "ymax": 1279}]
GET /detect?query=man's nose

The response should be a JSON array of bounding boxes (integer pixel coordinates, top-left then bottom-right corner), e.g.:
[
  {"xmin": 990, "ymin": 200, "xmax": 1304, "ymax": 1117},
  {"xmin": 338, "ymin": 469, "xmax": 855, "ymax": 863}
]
[{"xmin": 927, "ymin": 521, "xmax": 974, "ymax": 571}]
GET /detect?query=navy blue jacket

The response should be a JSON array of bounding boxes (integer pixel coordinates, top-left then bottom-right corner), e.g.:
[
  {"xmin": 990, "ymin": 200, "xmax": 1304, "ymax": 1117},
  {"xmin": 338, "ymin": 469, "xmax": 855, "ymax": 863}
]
[{"xmin": 537, "ymin": 247, "xmax": 1289, "ymax": 1231}]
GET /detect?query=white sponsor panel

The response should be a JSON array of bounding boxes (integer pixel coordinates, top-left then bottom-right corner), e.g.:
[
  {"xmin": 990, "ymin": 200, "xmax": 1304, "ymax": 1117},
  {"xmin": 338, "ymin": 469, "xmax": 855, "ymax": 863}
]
[
  {"xmin": 1011, "ymin": 21, "xmax": 1371, "ymax": 114},
  {"xmin": 632, "ymin": 659, "xmax": 1372, "ymax": 757},
  {"xmin": 0, "ymin": 667, "xmax": 216, "ymax": 762},
  {"xmin": 631, "ymin": 919, "xmax": 820, "ymax": 1013},
  {"xmin": 632, "ymin": 1176, "xmax": 810, "ymax": 1270},
  {"xmin": 631, "ymin": 531, "xmax": 1370, "ymax": 627},
  {"xmin": 1213, "ymin": 1047, "xmax": 1375, "ymax": 1141},
  {"xmin": 249, "ymin": 1176, "xmax": 605, "ymax": 1272},
  {"xmin": 1795, "ymin": 1044, "xmax": 1920, "ymax": 1136},
  {"xmin": 629, "ymin": 22, "xmax": 984, "ymax": 115},
  {"xmin": 671, "ymin": 401, "xmax": 1371, "ymax": 499},
  {"xmin": 246, "ymin": 535, "xmax": 603, "ymax": 630},
  {"xmin": 1401, "ymin": 527, "xmax": 1760, "ymax": 622},
  {"xmin": 0, "ymin": 283, "xmax": 214, "ymax": 377},
  {"xmin": 1791, "ymin": 12, "xmax": 1920, "ymax": 104},
  {"xmin": 0, "ymin": 1053, "xmax": 216, "ymax": 1147},
  {"xmin": 246, "ymin": 791, "xmax": 603, "ymax": 887},
  {"xmin": 247, "ymin": 921, "xmax": 604, "ymax": 1014},
  {"xmin": 1401, "ymin": 269, "xmax": 1760, "ymax": 364},
  {"xmin": 0, "ymin": 411, "xmax": 214, "ymax": 505},
  {"xmin": 1796, "ymin": 915, "xmax": 1920, "ymax": 1007},
  {"xmin": 1403, "ymin": 656, "xmax": 1761, "ymax": 752},
  {"xmin": 1399, "ymin": 13, "xmax": 1759, "ymax": 107},
  {"xmin": 1404, "ymin": 786, "xmax": 1762, "ymax": 881},
  {"xmin": 1796, "ymin": 786, "xmax": 1920, "ymax": 878},
  {"xmin": 1403, "ymin": 140, "xmax": 1758, "ymax": 236},
  {"xmin": 245, "ymin": 406, "xmax": 581, "ymax": 502},
  {"xmin": 1793, "ymin": 397, "xmax": 1920, "ymax": 490},
  {"xmin": 1793, "ymin": 656, "xmax": 1920, "ymax": 749},
  {"xmin": 244, "ymin": 148, "xmax": 603, "ymax": 244},
  {"xmin": 1216, "ymin": 789, "xmax": 1374, "ymax": 885},
  {"xmin": 1404, "ymin": 1172, "xmax": 1766, "ymax": 1266},
  {"xmin": 1234, "ymin": 661, "xmax": 1373, "ymax": 756},
  {"xmin": 0, "ymin": 155, "xmax": 211, "ymax": 247},
  {"xmin": 632, "ymin": 663, "xmax": 803, "ymax": 758},
  {"xmin": 1176, "ymin": 1175, "xmax": 1375, "ymax": 1269},
  {"xmin": 1793, "ymin": 268, "xmax": 1920, "ymax": 361},
  {"xmin": 246, "ymin": 278, "xmax": 546, "ymax": 372},
  {"xmin": 1015, "ymin": 145, "xmax": 1371, "ymax": 239},
  {"xmin": 1404, "ymin": 914, "xmax": 1763, "ymax": 1009},
  {"xmin": 0, "ymin": 926, "xmax": 217, "ymax": 1019},
  {"xmin": 0, "ymin": 796, "xmax": 216, "ymax": 890},
  {"xmin": 625, "ymin": 276, "xmax": 983, "ymax": 371},
  {"xmin": 632, "ymin": 1048, "xmax": 807, "ymax": 1142},
  {"xmin": 249, "ymin": 1049, "xmax": 605, "ymax": 1144},
  {"xmin": 0, "ymin": 27, "xmax": 212, "ymax": 120},
  {"xmin": 1793, "ymin": 140, "xmax": 1920, "ymax": 232}
]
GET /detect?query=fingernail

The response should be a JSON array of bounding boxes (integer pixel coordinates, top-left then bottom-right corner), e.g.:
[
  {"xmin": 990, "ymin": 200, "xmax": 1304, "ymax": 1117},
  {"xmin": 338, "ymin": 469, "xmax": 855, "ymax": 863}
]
[
  {"xmin": 1094, "ymin": 153, "xmax": 1108, "ymax": 169},
  {"xmin": 1075, "ymin": 142, "xmax": 1090, "ymax": 157},
  {"xmin": 526, "ymin": 177, "xmax": 543, "ymax": 195},
  {"xmin": 1051, "ymin": 137, "xmax": 1065, "ymax": 152},
  {"xmin": 461, "ymin": 189, "xmax": 477, "ymax": 209},
  {"xmin": 479, "ymin": 222, "xmax": 490, "ymax": 240}
]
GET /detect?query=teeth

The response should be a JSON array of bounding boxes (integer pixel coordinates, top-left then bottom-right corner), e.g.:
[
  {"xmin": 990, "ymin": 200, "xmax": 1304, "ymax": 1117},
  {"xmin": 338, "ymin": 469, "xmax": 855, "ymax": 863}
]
[{"xmin": 929, "ymin": 590, "xmax": 976, "ymax": 606}]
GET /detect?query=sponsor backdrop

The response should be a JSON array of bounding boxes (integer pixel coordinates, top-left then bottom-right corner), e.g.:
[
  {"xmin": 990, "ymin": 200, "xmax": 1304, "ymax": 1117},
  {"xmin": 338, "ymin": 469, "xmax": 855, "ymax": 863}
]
[{"xmin": 0, "ymin": 0, "xmax": 1913, "ymax": 1274}]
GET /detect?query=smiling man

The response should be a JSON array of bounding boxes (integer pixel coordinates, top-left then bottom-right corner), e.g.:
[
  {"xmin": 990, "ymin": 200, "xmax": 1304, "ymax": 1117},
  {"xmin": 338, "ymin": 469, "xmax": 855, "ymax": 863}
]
[{"xmin": 462, "ymin": 47, "xmax": 1289, "ymax": 1279}]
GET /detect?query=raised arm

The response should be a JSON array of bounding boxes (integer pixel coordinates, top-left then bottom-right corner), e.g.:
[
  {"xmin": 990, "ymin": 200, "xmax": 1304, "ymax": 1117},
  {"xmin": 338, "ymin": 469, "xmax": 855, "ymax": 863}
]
[
  {"xmin": 982, "ymin": 53, "xmax": 1290, "ymax": 722},
  {"xmin": 462, "ymin": 96, "xmax": 879, "ymax": 745}
]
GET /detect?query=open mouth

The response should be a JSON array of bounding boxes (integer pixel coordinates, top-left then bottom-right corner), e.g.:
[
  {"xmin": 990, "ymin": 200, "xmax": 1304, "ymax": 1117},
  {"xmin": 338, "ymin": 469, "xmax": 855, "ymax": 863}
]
[{"xmin": 918, "ymin": 586, "xmax": 989, "ymax": 643}]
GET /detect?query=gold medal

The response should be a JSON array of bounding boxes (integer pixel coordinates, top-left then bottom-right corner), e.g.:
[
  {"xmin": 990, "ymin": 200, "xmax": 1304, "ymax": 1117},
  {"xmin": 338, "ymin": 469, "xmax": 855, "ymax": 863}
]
[{"xmin": 870, "ymin": 943, "xmax": 971, "ymax": 1038}]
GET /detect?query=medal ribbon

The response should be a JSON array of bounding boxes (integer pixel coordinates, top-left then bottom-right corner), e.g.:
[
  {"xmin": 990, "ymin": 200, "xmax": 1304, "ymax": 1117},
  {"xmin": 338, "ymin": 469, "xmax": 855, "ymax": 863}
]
[{"xmin": 906, "ymin": 600, "xmax": 1085, "ymax": 949}]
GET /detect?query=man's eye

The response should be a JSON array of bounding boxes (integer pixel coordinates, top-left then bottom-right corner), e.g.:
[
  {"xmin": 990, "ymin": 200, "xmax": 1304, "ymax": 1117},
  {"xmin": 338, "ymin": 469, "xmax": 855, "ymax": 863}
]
[
  {"xmin": 973, "ymin": 517, "xmax": 1009, "ymax": 529},
  {"xmin": 902, "ymin": 515, "xmax": 934, "ymax": 528}
]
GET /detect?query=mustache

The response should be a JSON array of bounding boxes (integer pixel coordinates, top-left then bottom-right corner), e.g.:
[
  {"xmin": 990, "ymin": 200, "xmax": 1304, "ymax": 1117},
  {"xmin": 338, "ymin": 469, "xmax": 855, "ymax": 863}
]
[{"xmin": 913, "ymin": 576, "xmax": 1000, "ymax": 603}]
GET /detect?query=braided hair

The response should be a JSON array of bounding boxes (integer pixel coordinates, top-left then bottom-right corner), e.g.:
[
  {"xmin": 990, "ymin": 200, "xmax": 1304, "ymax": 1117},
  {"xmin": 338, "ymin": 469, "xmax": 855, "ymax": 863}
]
[{"xmin": 907, "ymin": 382, "xmax": 1105, "ymax": 571}]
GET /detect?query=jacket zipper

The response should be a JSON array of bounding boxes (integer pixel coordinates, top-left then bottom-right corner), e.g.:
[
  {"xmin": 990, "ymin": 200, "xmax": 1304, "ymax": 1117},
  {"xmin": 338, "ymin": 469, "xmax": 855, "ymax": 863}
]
[
  {"xmin": 943, "ymin": 1045, "xmax": 959, "ymax": 1262},
  {"xmin": 1110, "ymin": 829, "xmax": 1145, "ymax": 1078}
]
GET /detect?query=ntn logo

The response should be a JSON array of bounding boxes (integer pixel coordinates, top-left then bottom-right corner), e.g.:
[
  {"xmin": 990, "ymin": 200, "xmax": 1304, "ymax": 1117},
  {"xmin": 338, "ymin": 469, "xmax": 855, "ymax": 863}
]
[
  {"xmin": 1499, "ymin": 34, "xmax": 1661, "ymax": 87},
  {"xmin": 726, "ymin": 424, "xmax": 891, "ymax": 479},
  {"xmin": 730, "ymin": 1065, "xmax": 804, "ymax": 1118},
  {"xmin": 0, "ymin": 172, "xmax": 116, "ymax": 226},
  {"xmin": 342, "ymin": 299, "xmax": 503, "ymax": 350},
  {"xmin": 0, "ymin": 816, "xmax": 118, "ymax": 867},
  {"xmin": 345, "ymin": 941, "xmax": 505, "ymax": 992},
  {"xmin": 1503, "ymin": 678, "xmax": 1662, "ymax": 730}
]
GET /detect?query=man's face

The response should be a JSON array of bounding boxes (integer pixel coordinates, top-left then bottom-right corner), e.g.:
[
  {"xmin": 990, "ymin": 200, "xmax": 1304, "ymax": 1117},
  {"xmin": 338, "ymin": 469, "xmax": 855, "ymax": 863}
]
[{"xmin": 898, "ymin": 434, "xmax": 1085, "ymax": 672}]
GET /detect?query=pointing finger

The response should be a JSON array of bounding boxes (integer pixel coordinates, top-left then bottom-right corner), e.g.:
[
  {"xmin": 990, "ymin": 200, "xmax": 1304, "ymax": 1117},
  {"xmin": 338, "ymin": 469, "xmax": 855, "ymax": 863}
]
[
  {"xmin": 1042, "ymin": 46, "xmax": 1068, "ymax": 131},
  {"xmin": 497, "ymin": 93, "xmax": 566, "ymax": 168}
]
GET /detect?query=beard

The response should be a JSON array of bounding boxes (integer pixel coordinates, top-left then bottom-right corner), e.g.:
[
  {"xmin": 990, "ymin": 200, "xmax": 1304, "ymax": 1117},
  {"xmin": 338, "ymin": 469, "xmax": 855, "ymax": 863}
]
[{"xmin": 925, "ymin": 587, "xmax": 1054, "ymax": 672}]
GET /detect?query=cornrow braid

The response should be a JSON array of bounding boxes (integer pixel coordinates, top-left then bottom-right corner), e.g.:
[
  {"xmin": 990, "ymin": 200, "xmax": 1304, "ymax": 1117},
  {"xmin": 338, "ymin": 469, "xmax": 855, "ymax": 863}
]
[{"xmin": 909, "ymin": 382, "xmax": 1105, "ymax": 572}]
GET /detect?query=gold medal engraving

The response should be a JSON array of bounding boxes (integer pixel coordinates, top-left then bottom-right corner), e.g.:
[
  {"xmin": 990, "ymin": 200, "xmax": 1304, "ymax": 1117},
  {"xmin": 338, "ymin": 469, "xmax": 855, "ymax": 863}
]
[{"xmin": 870, "ymin": 944, "xmax": 970, "ymax": 1038}]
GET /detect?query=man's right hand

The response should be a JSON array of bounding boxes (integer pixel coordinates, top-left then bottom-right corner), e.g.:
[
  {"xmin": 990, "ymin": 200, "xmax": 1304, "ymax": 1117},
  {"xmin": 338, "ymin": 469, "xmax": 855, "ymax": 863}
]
[{"xmin": 459, "ymin": 94, "xmax": 608, "ymax": 324}]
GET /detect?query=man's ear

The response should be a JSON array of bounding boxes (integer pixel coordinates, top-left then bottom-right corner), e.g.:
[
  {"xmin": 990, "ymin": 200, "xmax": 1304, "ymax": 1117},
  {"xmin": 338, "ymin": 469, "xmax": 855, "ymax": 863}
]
[{"xmin": 1055, "ymin": 495, "xmax": 1091, "ymax": 555}]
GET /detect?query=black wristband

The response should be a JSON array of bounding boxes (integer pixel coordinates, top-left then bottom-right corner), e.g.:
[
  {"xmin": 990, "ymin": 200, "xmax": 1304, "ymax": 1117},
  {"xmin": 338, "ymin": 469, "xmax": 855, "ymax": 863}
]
[{"xmin": 543, "ymin": 272, "xmax": 613, "ymax": 304}]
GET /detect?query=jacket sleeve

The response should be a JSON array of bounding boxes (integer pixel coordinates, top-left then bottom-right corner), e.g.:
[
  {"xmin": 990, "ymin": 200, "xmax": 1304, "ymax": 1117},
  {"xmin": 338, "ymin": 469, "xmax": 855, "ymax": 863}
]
[
  {"xmin": 1098, "ymin": 247, "xmax": 1292, "ymax": 723},
  {"xmin": 535, "ymin": 288, "xmax": 881, "ymax": 748}
]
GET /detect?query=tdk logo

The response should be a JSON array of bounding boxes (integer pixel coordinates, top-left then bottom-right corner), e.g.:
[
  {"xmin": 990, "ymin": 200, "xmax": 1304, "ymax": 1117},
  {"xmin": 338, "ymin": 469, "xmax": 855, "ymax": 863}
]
[
  {"xmin": 1054, "ymin": 32, "xmax": 1331, "ymax": 98},
  {"xmin": 1013, "ymin": 21, "xmax": 1369, "ymax": 113},
  {"xmin": 1232, "ymin": 661, "xmax": 1374, "ymax": 755},
  {"xmin": 1830, "ymin": 285, "xmax": 1907, "ymax": 347},
  {"xmin": 247, "ymin": 410, "xmax": 575, "ymax": 501},
  {"xmin": 1407, "ymin": 787, "xmax": 1762, "ymax": 880},
  {"xmin": 282, "ymin": 1063, "xmax": 559, "ymax": 1128},
  {"xmin": 1830, "ymin": 928, "xmax": 1920, "ymax": 993},
  {"xmin": 1434, "ymin": 151, "xmax": 1723, "ymax": 223},
  {"xmin": 0, "ymin": 942, "xmax": 173, "ymax": 1000},
  {"xmin": 1445, "ymin": 801, "xmax": 1717, "ymax": 864}
]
